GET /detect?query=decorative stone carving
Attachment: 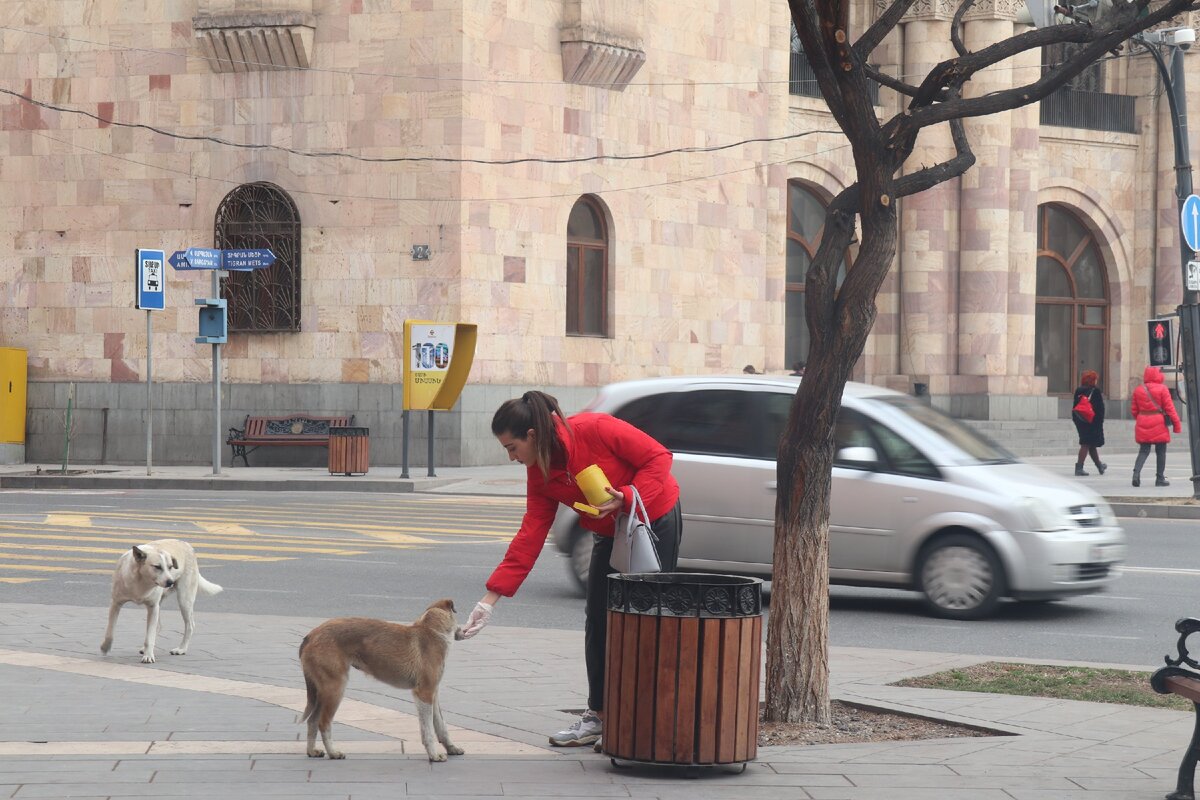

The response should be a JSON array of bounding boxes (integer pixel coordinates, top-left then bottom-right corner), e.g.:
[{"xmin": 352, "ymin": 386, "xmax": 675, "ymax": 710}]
[
  {"xmin": 192, "ymin": 11, "xmax": 315, "ymax": 72},
  {"xmin": 560, "ymin": 0, "xmax": 646, "ymax": 90},
  {"xmin": 963, "ymin": 0, "xmax": 1021, "ymax": 21},
  {"xmin": 875, "ymin": 0, "xmax": 964, "ymax": 21},
  {"xmin": 560, "ymin": 34, "xmax": 646, "ymax": 90}
]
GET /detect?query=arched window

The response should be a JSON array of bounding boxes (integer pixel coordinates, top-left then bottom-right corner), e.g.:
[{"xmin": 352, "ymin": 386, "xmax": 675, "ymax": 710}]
[
  {"xmin": 786, "ymin": 180, "xmax": 846, "ymax": 367},
  {"xmin": 215, "ymin": 182, "xmax": 301, "ymax": 333},
  {"xmin": 1034, "ymin": 203, "xmax": 1109, "ymax": 394},
  {"xmin": 566, "ymin": 195, "xmax": 608, "ymax": 337}
]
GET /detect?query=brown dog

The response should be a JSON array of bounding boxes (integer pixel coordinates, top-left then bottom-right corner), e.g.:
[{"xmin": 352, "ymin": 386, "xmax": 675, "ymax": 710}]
[{"xmin": 299, "ymin": 599, "xmax": 465, "ymax": 762}]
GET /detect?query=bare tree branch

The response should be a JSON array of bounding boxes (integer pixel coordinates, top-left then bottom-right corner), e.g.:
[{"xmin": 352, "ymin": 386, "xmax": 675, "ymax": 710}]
[
  {"xmin": 864, "ymin": 63, "xmax": 919, "ymax": 97},
  {"xmin": 855, "ymin": 0, "xmax": 920, "ymax": 59},
  {"xmin": 950, "ymin": 0, "xmax": 976, "ymax": 57},
  {"xmin": 905, "ymin": 0, "xmax": 1194, "ymax": 132},
  {"xmin": 893, "ymin": 114, "xmax": 975, "ymax": 198}
]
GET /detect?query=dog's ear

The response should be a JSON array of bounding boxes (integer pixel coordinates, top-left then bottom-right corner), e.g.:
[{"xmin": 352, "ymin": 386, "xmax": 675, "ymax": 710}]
[
  {"xmin": 132, "ymin": 546, "xmax": 146, "ymax": 563},
  {"xmin": 432, "ymin": 598, "xmax": 456, "ymax": 614},
  {"xmin": 170, "ymin": 557, "xmax": 179, "ymax": 570}
]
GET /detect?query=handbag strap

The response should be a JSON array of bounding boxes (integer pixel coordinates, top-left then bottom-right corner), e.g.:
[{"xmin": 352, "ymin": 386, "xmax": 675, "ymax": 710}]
[
  {"xmin": 625, "ymin": 486, "xmax": 658, "ymax": 538},
  {"xmin": 1142, "ymin": 384, "xmax": 1163, "ymax": 413}
]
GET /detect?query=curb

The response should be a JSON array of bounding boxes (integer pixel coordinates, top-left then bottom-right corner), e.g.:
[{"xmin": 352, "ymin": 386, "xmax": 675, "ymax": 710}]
[
  {"xmin": 1109, "ymin": 501, "xmax": 1200, "ymax": 520},
  {"xmin": 0, "ymin": 474, "xmax": 466, "ymax": 493}
]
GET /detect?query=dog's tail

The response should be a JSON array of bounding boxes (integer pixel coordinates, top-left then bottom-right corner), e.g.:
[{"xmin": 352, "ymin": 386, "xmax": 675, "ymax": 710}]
[
  {"xmin": 299, "ymin": 635, "xmax": 318, "ymax": 723},
  {"xmin": 196, "ymin": 573, "xmax": 223, "ymax": 596}
]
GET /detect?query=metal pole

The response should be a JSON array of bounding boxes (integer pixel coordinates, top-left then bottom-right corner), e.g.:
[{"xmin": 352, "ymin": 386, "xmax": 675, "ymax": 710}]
[
  {"xmin": 146, "ymin": 309, "xmax": 152, "ymax": 476},
  {"xmin": 212, "ymin": 269, "xmax": 222, "ymax": 476},
  {"xmin": 401, "ymin": 409, "xmax": 410, "ymax": 479},
  {"xmin": 1141, "ymin": 37, "xmax": 1200, "ymax": 498},
  {"xmin": 427, "ymin": 409, "xmax": 436, "ymax": 477}
]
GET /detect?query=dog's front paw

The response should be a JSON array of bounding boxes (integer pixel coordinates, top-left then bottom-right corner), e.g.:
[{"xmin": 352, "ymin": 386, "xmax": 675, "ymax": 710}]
[
  {"xmin": 444, "ymin": 744, "xmax": 464, "ymax": 756},
  {"xmin": 169, "ymin": 647, "xmax": 186, "ymax": 655},
  {"xmin": 100, "ymin": 638, "xmax": 112, "ymax": 654},
  {"xmin": 428, "ymin": 750, "xmax": 448, "ymax": 762},
  {"xmin": 141, "ymin": 653, "xmax": 156, "ymax": 663},
  {"xmin": 306, "ymin": 748, "xmax": 324, "ymax": 758},
  {"xmin": 327, "ymin": 750, "xmax": 345, "ymax": 760}
]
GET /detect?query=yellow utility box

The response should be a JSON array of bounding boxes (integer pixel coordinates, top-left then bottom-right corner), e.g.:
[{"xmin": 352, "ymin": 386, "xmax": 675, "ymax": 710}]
[{"xmin": 0, "ymin": 347, "xmax": 27, "ymax": 464}]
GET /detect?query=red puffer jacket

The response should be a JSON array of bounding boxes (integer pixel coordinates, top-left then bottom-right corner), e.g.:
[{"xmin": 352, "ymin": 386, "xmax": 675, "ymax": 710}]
[
  {"xmin": 1131, "ymin": 366, "xmax": 1182, "ymax": 444},
  {"xmin": 485, "ymin": 413, "xmax": 680, "ymax": 597}
]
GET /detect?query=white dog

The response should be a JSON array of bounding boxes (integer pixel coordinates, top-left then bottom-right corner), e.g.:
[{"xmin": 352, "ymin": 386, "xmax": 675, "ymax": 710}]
[{"xmin": 100, "ymin": 539, "xmax": 223, "ymax": 663}]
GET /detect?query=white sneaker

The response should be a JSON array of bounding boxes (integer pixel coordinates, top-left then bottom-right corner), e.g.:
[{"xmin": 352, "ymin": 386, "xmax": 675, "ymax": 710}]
[{"xmin": 549, "ymin": 710, "xmax": 602, "ymax": 747}]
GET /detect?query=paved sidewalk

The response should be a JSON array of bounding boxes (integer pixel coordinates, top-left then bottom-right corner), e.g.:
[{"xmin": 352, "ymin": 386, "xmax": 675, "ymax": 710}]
[
  {"xmin": 0, "ymin": 600, "xmax": 1192, "ymax": 798},
  {"xmin": 1, "ymin": 460, "xmax": 1197, "ymax": 796}
]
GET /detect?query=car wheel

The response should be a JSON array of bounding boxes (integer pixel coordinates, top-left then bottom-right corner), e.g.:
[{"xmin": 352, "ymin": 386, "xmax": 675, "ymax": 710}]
[
  {"xmin": 917, "ymin": 534, "xmax": 1005, "ymax": 620},
  {"xmin": 567, "ymin": 527, "xmax": 592, "ymax": 596}
]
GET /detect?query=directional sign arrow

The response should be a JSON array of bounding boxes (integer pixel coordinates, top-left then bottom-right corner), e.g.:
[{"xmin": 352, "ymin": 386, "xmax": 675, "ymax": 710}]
[
  {"xmin": 168, "ymin": 251, "xmax": 190, "ymax": 270},
  {"xmin": 223, "ymin": 248, "xmax": 276, "ymax": 270},
  {"xmin": 1182, "ymin": 194, "xmax": 1200, "ymax": 253},
  {"xmin": 185, "ymin": 247, "xmax": 224, "ymax": 270}
]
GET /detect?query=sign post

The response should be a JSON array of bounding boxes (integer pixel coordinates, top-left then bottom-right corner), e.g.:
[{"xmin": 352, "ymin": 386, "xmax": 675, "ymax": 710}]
[
  {"xmin": 135, "ymin": 249, "xmax": 165, "ymax": 476},
  {"xmin": 170, "ymin": 247, "xmax": 275, "ymax": 476},
  {"xmin": 400, "ymin": 321, "xmax": 478, "ymax": 478}
]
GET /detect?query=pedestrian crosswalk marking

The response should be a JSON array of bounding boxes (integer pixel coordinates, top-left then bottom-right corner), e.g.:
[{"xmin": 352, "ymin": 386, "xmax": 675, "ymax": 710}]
[
  {"xmin": 0, "ymin": 494, "xmax": 525, "ymax": 585},
  {"xmin": 36, "ymin": 510, "xmax": 516, "ymax": 538},
  {"xmin": 194, "ymin": 521, "xmax": 258, "ymax": 537},
  {"xmin": 45, "ymin": 513, "xmax": 92, "ymax": 527}
]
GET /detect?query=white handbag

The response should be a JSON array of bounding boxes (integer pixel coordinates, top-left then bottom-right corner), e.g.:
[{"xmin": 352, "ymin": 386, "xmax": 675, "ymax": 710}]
[{"xmin": 609, "ymin": 486, "xmax": 662, "ymax": 574}]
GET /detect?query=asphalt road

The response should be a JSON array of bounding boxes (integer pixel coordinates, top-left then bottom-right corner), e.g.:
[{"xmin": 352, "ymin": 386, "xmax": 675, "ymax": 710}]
[{"xmin": 0, "ymin": 489, "xmax": 1194, "ymax": 667}]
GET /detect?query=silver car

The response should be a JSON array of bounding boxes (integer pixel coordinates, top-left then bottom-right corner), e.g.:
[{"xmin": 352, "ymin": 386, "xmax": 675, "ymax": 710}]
[{"xmin": 551, "ymin": 375, "xmax": 1126, "ymax": 619}]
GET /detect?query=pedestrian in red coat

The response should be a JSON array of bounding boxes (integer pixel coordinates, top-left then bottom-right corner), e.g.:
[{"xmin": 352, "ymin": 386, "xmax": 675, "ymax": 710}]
[
  {"xmin": 1131, "ymin": 365, "xmax": 1182, "ymax": 487},
  {"xmin": 458, "ymin": 390, "xmax": 682, "ymax": 748}
]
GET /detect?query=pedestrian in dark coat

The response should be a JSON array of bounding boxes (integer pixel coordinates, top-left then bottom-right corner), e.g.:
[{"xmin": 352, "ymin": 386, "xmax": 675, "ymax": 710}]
[
  {"xmin": 1131, "ymin": 365, "xmax": 1182, "ymax": 487},
  {"xmin": 1072, "ymin": 370, "xmax": 1106, "ymax": 476}
]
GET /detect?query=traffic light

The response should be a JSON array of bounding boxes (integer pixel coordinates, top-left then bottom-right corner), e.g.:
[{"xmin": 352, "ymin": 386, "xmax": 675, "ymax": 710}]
[{"xmin": 1148, "ymin": 317, "xmax": 1175, "ymax": 367}]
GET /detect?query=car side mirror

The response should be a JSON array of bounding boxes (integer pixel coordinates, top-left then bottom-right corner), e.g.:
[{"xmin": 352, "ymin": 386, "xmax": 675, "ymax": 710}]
[{"xmin": 836, "ymin": 446, "xmax": 879, "ymax": 470}]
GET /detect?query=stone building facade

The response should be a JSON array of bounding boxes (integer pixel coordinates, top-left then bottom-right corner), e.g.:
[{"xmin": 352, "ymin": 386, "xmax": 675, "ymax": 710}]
[{"xmin": 0, "ymin": 0, "xmax": 1195, "ymax": 466}]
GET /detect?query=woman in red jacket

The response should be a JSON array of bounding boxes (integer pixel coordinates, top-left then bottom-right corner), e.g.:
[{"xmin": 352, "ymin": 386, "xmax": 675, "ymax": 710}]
[
  {"xmin": 459, "ymin": 390, "xmax": 682, "ymax": 747},
  {"xmin": 1131, "ymin": 365, "xmax": 1182, "ymax": 487}
]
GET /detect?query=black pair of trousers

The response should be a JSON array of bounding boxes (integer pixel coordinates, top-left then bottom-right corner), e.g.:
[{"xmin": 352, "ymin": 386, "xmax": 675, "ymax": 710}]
[
  {"xmin": 584, "ymin": 500, "xmax": 682, "ymax": 713},
  {"xmin": 1133, "ymin": 442, "xmax": 1168, "ymax": 479}
]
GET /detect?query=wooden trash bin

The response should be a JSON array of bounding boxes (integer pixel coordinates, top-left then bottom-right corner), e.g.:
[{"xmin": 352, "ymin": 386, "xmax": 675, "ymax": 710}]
[
  {"xmin": 327, "ymin": 426, "xmax": 369, "ymax": 476},
  {"xmin": 603, "ymin": 573, "xmax": 763, "ymax": 769}
]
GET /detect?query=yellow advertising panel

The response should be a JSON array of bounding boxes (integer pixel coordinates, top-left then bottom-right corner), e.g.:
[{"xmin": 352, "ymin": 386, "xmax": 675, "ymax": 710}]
[
  {"xmin": 402, "ymin": 321, "xmax": 477, "ymax": 411},
  {"xmin": 0, "ymin": 347, "xmax": 28, "ymax": 444}
]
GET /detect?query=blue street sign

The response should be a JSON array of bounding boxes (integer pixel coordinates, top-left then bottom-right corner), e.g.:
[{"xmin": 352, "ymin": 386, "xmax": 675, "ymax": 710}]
[
  {"xmin": 185, "ymin": 247, "xmax": 224, "ymax": 270},
  {"xmin": 223, "ymin": 249, "xmax": 276, "ymax": 271},
  {"xmin": 167, "ymin": 247, "xmax": 276, "ymax": 271},
  {"xmin": 136, "ymin": 248, "xmax": 165, "ymax": 310},
  {"xmin": 1183, "ymin": 194, "xmax": 1200, "ymax": 253}
]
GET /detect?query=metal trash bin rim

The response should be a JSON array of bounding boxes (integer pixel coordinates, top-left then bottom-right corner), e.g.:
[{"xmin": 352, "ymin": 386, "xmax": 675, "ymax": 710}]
[{"xmin": 606, "ymin": 572, "xmax": 762, "ymax": 619}]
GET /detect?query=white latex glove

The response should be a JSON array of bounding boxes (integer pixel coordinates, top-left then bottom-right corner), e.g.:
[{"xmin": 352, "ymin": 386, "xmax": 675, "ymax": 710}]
[{"xmin": 459, "ymin": 601, "xmax": 493, "ymax": 639}]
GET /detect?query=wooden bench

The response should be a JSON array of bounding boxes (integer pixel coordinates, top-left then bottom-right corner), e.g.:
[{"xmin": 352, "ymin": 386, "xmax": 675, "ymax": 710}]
[
  {"xmin": 226, "ymin": 414, "xmax": 354, "ymax": 467},
  {"xmin": 1151, "ymin": 617, "xmax": 1200, "ymax": 800}
]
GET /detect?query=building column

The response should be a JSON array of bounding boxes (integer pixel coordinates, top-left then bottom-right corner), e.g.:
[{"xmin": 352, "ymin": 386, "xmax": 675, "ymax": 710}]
[{"xmin": 898, "ymin": 15, "xmax": 958, "ymax": 393}]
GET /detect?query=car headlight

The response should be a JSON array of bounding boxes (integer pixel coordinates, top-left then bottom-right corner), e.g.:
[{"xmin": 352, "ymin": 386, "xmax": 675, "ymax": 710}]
[
  {"xmin": 1019, "ymin": 497, "xmax": 1072, "ymax": 532},
  {"xmin": 1096, "ymin": 500, "xmax": 1119, "ymax": 528}
]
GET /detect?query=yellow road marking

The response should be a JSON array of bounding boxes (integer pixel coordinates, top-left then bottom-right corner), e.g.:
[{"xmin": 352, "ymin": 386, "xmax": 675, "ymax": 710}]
[
  {"xmin": 0, "ymin": 577, "xmax": 43, "ymax": 583},
  {"xmin": 44, "ymin": 514, "xmax": 92, "ymax": 527},
  {"xmin": 194, "ymin": 521, "xmax": 258, "ymax": 537},
  {"xmin": 0, "ymin": 564, "xmax": 109, "ymax": 574},
  {"xmin": 5, "ymin": 512, "xmax": 517, "ymax": 538},
  {"xmin": 0, "ymin": 550, "xmax": 292, "ymax": 564},
  {"xmin": 0, "ymin": 530, "xmax": 368, "ymax": 555}
]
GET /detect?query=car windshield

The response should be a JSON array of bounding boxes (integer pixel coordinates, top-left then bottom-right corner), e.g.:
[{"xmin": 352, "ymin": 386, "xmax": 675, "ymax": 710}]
[{"xmin": 875, "ymin": 396, "xmax": 1017, "ymax": 464}]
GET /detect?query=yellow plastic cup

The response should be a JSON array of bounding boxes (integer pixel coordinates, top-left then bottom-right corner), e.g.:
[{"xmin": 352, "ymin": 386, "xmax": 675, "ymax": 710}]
[{"xmin": 575, "ymin": 464, "xmax": 613, "ymax": 507}]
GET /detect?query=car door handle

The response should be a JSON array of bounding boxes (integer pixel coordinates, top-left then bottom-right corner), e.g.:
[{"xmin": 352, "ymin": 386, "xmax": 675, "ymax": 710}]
[
  {"xmin": 902, "ymin": 496, "xmax": 918, "ymax": 503},
  {"xmin": 766, "ymin": 481, "xmax": 777, "ymax": 491}
]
